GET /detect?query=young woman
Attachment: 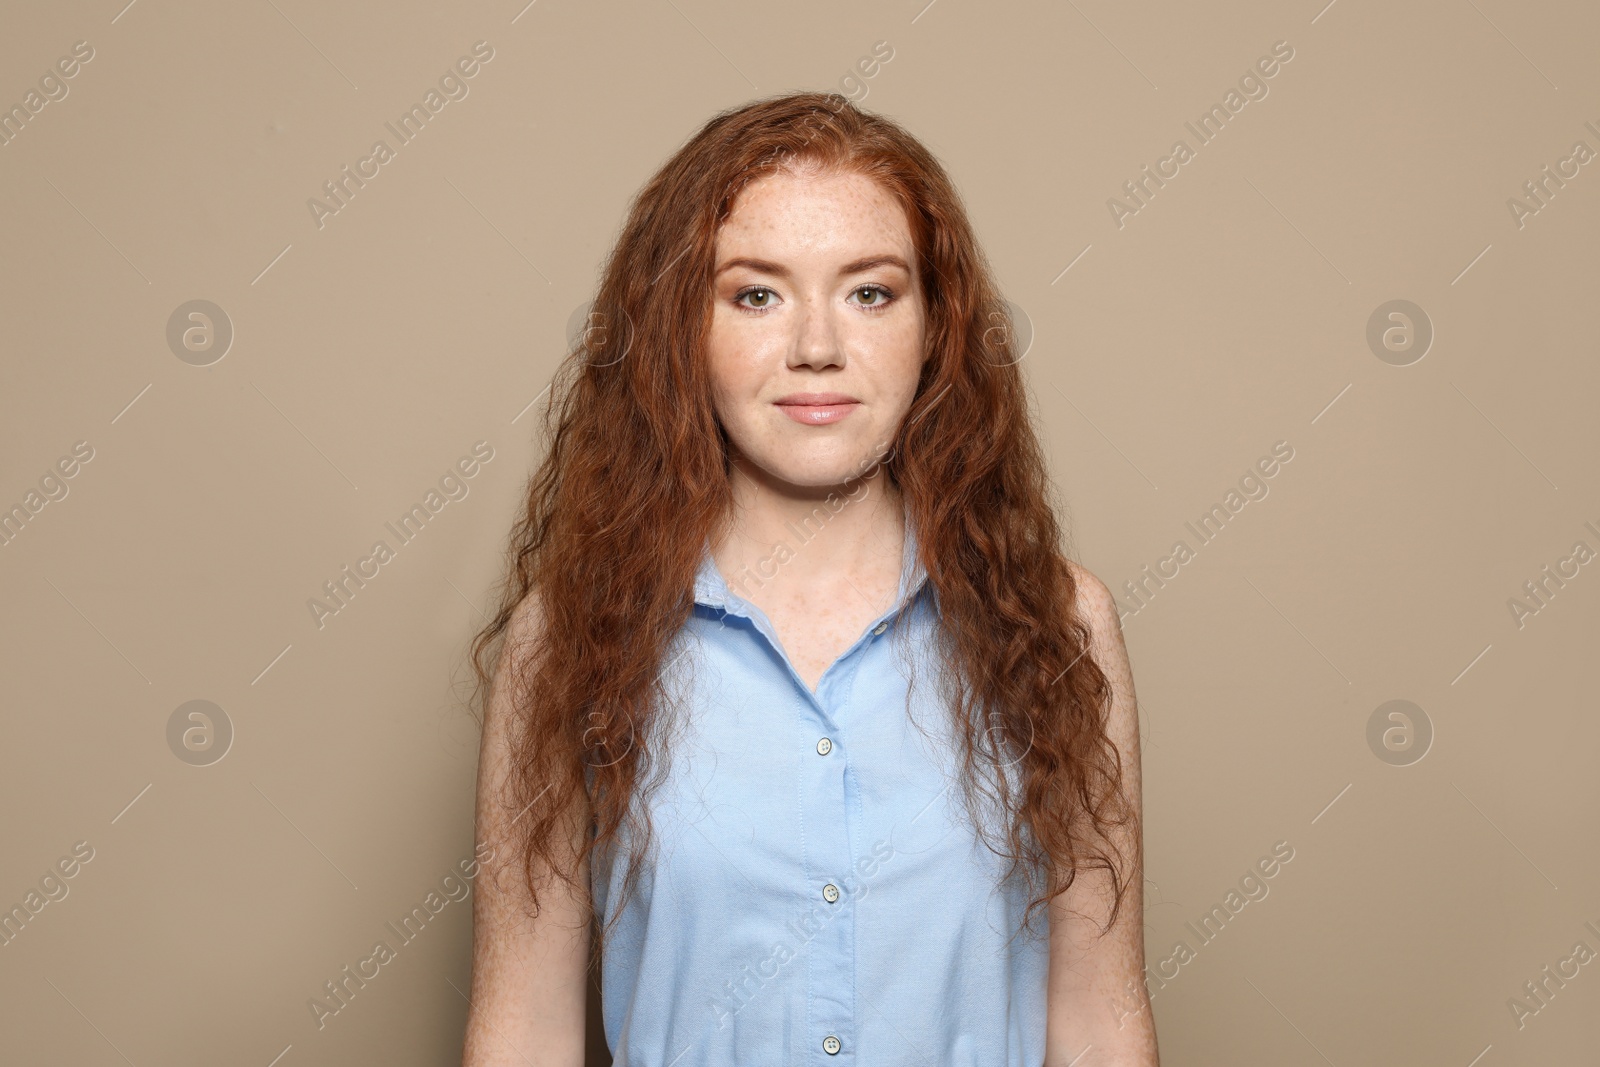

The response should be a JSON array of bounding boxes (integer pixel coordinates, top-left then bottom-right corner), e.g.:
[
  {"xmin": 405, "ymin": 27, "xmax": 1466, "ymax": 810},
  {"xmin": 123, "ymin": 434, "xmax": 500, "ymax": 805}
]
[{"xmin": 462, "ymin": 91, "xmax": 1158, "ymax": 1067}]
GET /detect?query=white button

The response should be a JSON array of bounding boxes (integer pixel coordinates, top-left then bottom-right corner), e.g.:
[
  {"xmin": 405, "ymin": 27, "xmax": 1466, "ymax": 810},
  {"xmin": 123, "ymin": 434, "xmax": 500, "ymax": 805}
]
[
  {"xmin": 823, "ymin": 883, "xmax": 840, "ymax": 903},
  {"xmin": 823, "ymin": 1035, "xmax": 842, "ymax": 1055},
  {"xmin": 816, "ymin": 737, "xmax": 832, "ymax": 755},
  {"xmin": 872, "ymin": 622, "xmax": 888, "ymax": 635}
]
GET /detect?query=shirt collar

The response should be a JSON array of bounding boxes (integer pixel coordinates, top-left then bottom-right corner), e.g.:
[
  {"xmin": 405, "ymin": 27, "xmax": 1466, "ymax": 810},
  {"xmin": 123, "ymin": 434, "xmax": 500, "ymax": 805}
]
[{"xmin": 693, "ymin": 518, "xmax": 929, "ymax": 615}]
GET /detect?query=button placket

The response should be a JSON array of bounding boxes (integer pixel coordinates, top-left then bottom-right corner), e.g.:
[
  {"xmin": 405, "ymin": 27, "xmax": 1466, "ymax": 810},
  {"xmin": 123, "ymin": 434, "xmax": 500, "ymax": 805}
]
[{"xmin": 798, "ymin": 667, "xmax": 856, "ymax": 1065}]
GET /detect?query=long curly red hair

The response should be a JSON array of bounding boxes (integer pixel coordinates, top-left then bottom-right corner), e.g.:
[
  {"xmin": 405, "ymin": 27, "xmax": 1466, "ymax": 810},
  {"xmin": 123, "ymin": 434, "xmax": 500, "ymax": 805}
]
[{"xmin": 468, "ymin": 90, "xmax": 1134, "ymax": 957}]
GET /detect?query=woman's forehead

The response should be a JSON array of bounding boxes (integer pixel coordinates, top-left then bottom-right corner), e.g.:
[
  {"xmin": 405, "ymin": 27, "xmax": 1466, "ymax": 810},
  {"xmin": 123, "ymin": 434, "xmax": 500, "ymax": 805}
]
[{"xmin": 716, "ymin": 169, "xmax": 914, "ymax": 260}]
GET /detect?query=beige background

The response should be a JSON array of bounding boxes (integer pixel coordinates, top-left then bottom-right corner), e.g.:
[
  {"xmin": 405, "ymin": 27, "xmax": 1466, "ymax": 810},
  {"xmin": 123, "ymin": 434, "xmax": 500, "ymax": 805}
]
[{"xmin": 2, "ymin": 0, "xmax": 1597, "ymax": 1063}]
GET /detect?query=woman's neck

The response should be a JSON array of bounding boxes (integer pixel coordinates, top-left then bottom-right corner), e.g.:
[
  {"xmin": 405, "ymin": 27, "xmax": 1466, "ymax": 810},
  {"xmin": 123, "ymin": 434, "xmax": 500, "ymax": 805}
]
[{"xmin": 711, "ymin": 456, "xmax": 907, "ymax": 607}]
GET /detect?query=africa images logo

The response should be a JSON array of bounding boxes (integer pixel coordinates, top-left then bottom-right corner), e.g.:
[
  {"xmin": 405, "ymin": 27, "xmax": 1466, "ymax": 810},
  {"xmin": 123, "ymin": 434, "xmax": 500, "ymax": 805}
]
[
  {"xmin": 306, "ymin": 41, "xmax": 495, "ymax": 231},
  {"xmin": 1105, "ymin": 40, "xmax": 1296, "ymax": 229}
]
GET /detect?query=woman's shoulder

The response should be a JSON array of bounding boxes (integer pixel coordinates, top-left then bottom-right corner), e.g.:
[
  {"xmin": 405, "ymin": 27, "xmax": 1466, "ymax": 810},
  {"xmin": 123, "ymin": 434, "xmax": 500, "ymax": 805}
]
[
  {"xmin": 500, "ymin": 585, "xmax": 549, "ymax": 654},
  {"xmin": 1065, "ymin": 559, "xmax": 1117, "ymax": 628}
]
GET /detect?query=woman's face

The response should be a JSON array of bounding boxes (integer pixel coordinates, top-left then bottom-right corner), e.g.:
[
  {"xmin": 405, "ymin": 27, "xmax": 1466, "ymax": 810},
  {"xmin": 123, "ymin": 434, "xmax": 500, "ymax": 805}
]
[{"xmin": 706, "ymin": 166, "xmax": 927, "ymax": 493}]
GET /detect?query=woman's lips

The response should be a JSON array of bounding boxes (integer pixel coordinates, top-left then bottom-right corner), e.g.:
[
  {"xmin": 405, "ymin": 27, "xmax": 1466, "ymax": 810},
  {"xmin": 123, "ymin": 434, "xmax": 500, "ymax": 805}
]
[{"xmin": 774, "ymin": 394, "xmax": 860, "ymax": 425}]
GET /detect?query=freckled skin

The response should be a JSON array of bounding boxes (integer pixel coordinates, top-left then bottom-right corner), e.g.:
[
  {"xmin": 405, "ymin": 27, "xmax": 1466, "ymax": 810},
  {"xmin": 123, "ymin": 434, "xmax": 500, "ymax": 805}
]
[
  {"xmin": 765, "ymin": 586, "xmax": 882, "ymax": 693},
  {"xmin": 705, "ymin": 166, "xmax": 927, "ymax": 692}
]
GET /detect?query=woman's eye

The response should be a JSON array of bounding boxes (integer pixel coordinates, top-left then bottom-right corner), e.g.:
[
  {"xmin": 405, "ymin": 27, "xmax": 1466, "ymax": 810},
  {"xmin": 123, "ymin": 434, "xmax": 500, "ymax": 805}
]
[
  {"xmin": 736, "ymin": 287, "xmax": 775, "ymax": 309},
  {"xmin": 854, "ymin": 285, "xmax": 893, "ymax": 309}
]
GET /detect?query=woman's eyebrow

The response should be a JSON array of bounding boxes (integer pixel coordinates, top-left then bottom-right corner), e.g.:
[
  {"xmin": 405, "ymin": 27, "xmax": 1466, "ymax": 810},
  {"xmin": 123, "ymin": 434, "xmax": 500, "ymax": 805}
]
[{"xmin": 713, "ymin": 254, "xmax": 911, "ymax": 278}]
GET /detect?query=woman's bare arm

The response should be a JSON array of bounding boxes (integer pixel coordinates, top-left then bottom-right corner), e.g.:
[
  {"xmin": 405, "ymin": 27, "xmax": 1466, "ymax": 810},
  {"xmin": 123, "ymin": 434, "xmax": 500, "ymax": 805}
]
[
  {"xmin": 462, "ymin": 594, "xmax": 591, "ymax": 1066},
  {"xmin": 1044, "ymin": 564, "xmax": 1159, "ymax": 1067}
]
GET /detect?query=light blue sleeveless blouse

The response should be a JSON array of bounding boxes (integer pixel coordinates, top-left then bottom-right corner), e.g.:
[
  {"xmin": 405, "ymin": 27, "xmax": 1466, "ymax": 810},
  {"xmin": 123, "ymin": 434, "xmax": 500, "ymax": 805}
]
[{"xmin": 590, "ymin": 522, "xmax": 1051, "ymax": 1065}]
